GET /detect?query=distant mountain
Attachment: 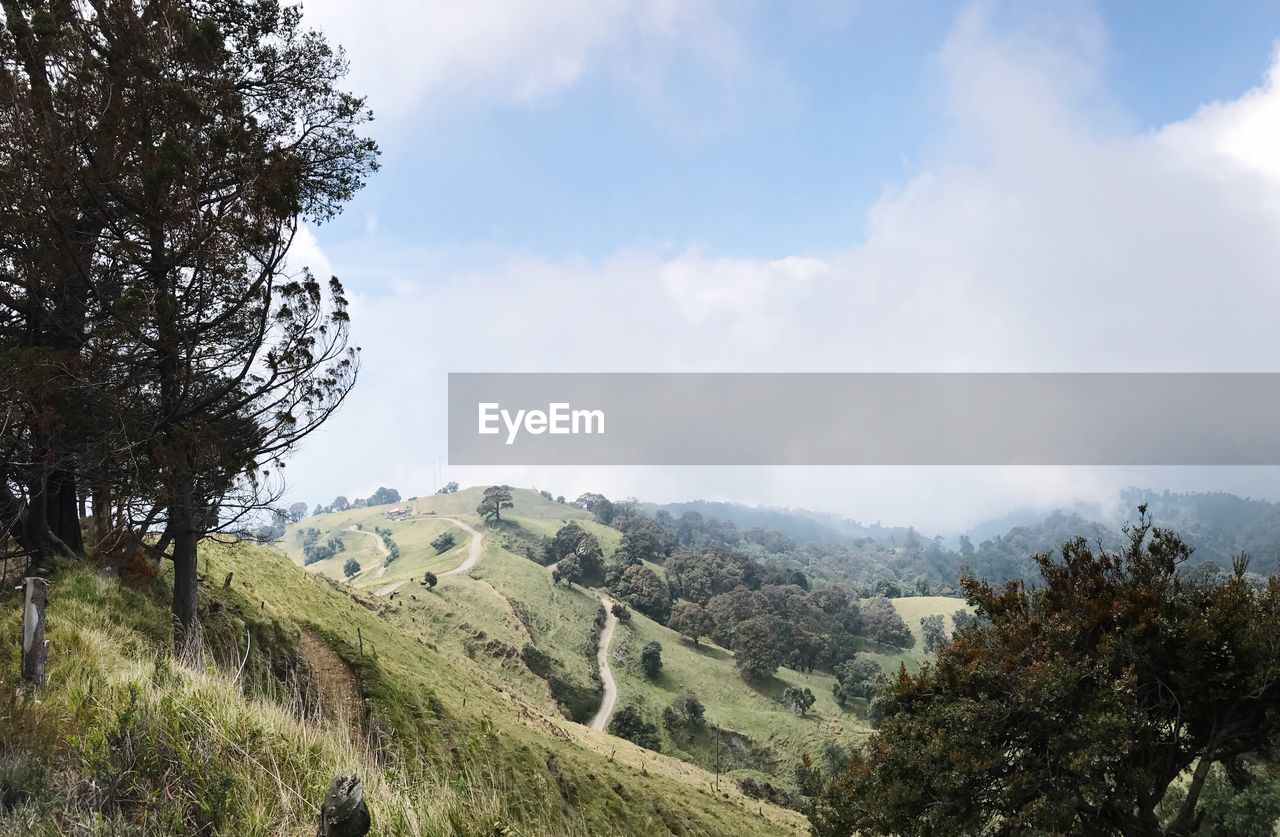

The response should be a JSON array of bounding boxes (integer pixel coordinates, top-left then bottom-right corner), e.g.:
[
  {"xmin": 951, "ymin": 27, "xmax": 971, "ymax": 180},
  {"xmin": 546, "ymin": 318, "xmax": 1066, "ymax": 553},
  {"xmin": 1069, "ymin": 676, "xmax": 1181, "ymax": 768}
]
[{"xmin": 641, "ymin": 499, "xmax": 912, "ymax": 545}]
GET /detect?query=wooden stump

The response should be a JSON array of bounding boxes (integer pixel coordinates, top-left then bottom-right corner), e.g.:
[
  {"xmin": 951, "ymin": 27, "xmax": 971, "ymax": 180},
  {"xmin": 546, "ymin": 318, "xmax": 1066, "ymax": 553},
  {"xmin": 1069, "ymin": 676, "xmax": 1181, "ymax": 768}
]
[
  {"xmin": 21, "ymin": 577, "xmax": 48, "ymax": 688},
  {"xmin": 316, "ymin": 774, "xmax": 370, "ymax": 836}
]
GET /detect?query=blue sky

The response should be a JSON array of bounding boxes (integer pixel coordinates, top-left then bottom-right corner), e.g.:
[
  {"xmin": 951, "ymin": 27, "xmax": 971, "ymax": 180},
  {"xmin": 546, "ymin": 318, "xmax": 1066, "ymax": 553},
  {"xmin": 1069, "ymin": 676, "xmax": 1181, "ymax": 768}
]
[
  {"xmin": 284, "ymin": 1, "xmax": 1280, "ymax": 531},
  {"xmin": 315, "ymin": 1, "xmax": 1280, "ymax": 263}
]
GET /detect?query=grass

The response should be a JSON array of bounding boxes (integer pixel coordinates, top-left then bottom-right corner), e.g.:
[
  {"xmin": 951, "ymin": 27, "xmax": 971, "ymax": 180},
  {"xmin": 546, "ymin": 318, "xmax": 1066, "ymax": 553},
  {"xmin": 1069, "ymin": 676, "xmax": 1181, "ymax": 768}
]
[
  {"xmin": 0, "ymin": 520, "xmax": 807, "ymax": 835},
  {"xmin": 608, "ymin": 608, "xmax": 869, "ymax": 781}
]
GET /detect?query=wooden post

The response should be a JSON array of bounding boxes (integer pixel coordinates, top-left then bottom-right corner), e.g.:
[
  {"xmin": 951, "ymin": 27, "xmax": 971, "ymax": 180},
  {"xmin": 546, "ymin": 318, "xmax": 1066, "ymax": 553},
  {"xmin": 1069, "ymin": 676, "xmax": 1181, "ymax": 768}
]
[
  {"xmin": 21, "ymin": 577, "xmax": 49, "ymax": 689},
  {"xmin": 357, "ymin": 627, "xmax": 363, "ymax": 657},
  {"xmin": 222, "ymin": 572, "xmax": 234, "ymax": 589},
  {"xmin": 315, "ymin": 774, "xmax": 370, "ymax": 836}
]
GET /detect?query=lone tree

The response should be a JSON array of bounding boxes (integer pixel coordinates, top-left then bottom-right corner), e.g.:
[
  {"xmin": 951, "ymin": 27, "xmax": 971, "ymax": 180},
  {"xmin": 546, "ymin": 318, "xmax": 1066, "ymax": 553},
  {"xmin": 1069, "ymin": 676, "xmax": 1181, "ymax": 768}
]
[
  {"xmin": 431, "ymin": 531, "xmax": 457, "ymax": 553},
  {"xmin": 477, "ymin": 485, "xmax": 513, "ymax": 524},
  {"xmin": 0, "ymin": 0, "xmax": 377, "ymax": 657},
  {"xmin": 422, "ymin": 571, "xmax": 437, "ymax": 589},
  {"xmin": 342, "ymin": 557, "xmax": 360, "ymax": 579},
  {"xmin": 782, "ymin": 686, "xmax": 816, "ymax": 716},
  {"xmin": 639, "ymin": 641, "xmax": 663, "ymax": 679},
  {"xmin": 813, "ymin": 508, "xmax": 1280, "ymax": 837}
]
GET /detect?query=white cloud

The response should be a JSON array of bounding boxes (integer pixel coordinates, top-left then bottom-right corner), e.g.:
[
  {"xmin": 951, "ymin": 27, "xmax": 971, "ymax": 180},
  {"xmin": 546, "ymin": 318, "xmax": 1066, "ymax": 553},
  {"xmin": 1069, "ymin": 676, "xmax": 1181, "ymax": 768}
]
[
  {"xmin": 283, "ymin": 224, "xmax": 334, "ymax": 280},
  {"xmin": 295, "ymin": 0, "xmax": 748, "ymax": 121},
  {"xmin": 286, "ymin": 11, "xmax": 1280, "ymax": 531}
]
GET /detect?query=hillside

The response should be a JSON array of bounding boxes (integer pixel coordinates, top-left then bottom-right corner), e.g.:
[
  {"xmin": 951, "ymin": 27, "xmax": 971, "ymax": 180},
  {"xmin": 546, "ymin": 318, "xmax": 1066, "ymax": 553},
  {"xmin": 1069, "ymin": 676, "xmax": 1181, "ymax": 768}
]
[
  {"xmin": 284, "ymin": 488, "xmax": 963, "ymax": 793},
  {"xmin": 0, "ymin": 516, "xmax": 810, "ymax": 835},
  {"xmin": 0, "ymin": 484, "xmax": 968, "ymax": 834}
]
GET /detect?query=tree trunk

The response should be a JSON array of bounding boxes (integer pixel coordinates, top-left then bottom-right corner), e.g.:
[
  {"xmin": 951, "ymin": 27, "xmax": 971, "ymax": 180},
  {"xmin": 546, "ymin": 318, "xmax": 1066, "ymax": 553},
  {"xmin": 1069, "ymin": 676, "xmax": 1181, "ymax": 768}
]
[
  {"xmin": 171, "ymin": 519, "xmax": 202, "ymax": 665},
  {"xmin": 1, "ymin": 481, "xmax": 75, "ymax": 573},
  {"xmin": 47, "ymin": 467, "xmax": 84, "ymax": 555}
]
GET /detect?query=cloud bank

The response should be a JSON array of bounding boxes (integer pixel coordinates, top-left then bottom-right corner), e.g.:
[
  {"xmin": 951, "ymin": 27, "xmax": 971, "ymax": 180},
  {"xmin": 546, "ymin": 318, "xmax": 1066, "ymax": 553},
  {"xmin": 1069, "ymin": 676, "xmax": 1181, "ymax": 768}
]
[{"xmin": 285, "ymin": 8, "xmax": 1280, "ymax": 532}]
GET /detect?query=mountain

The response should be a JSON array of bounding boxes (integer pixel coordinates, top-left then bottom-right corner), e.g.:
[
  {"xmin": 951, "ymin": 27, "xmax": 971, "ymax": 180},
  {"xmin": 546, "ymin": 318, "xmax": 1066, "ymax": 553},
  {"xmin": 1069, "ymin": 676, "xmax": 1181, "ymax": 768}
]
[{"xmin": 645, "ymin": 499, "xmax": 917, "ymax": 545}]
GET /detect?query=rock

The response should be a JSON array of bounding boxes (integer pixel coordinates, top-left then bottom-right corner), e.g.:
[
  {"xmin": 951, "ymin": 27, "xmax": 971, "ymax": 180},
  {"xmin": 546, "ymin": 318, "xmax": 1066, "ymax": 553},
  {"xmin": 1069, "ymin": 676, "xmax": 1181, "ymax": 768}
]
[{"xmin": 316, "ymin": 774, "xmax": 370, "ymax": 836}]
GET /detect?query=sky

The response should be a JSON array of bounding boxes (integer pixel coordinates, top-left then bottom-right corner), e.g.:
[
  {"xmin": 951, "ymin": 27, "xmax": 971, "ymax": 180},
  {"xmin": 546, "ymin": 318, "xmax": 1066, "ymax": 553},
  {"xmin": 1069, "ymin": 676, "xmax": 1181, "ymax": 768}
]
[{"xmin": 281, "ymin": 0, "xmax": 1280, "ymax": 534}]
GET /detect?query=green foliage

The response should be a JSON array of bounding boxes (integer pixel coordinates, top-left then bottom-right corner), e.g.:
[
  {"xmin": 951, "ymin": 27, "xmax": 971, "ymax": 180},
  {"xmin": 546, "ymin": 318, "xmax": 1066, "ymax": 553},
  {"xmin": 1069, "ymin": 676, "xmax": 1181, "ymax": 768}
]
[
  {"xmin": 831, "ymin": 656, "xmax": 881, "ymax": 706},
  {"xmin": 919, "ymin": 614, "xmax": 947, "ymax": 653},
  {"xmin": 732, "ymin": 616, "xmax": 784, "ymax": 682},
  {"xmin": 639, "ymin": 641, "xmax": 664, "ymax": 679},
  {"xmin": 430, "ymin": 531, "xmax": 457, "ymax": 553},
  {"xmin": 302, "ymin": 529, "xmax": 346, "ymax": 565},
  {"xmin": 661, "ymin": 691, "xmax": 706, "ymax": 735},
  {"xmin": 546, "ymin": 522, "xmax": 604, "ymax": 579},
  {"xmin": 951, "ymin": 608, "xmax": 978, "ymax": 632},
  {"xmin": 814, "ymin": 509, "xmax": 1280, "ymax": 836},
  {"xmin": 366, "ymin": 486, "xmax": 401, "ymax": 506},
  {"xmin": 615, "ymin": 564, "xmax": 672, "ymax": 622},
  {"xmin": 477, "ymin": 484, "xmax": 514, "ymax": 524},
  {"xmin": 608, "ymin": 706, "xmax": 661, "ymax": 752},
  {"xmin": 781, "ymin": 686, "xmax": 815, "ymax": 716},
  {"xmin": 1157, "ymin": 759, "xmax": 1280, "ymax": 836},
  {"xmin": 667, "ymin": 601, "xmax": 713, "ymax": 644},
  {"xmin": 859, "ymin": 595, "xmax": 913, "ymax": 648},
  {"xmin": 552, "ymin": 554, "xmax": 584, "ymax": 587},
  {"xmin": 342, "ymin": 557, "xmax": 360, "ymax": 578},
  {"xmin": 436, "ymin": 481, "xmax": 459, "ymax": 494},
  {"xmin": 422, "ymin": 571, "xmax": 437, "ymax": 589}
]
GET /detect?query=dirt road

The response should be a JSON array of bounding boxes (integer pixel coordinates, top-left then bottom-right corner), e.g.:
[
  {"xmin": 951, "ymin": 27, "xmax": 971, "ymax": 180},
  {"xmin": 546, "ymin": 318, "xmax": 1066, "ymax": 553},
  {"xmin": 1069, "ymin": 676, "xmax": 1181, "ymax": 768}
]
[
  {"xmin": 440, "ymin": 518, "xmax": 484, "ymax": 576},
  {"xmin": 347, "ymin": 526, "xmax": 390, "ymax": 579},
  {"xmin": 589, "ymin": 597, "xmax": 619, "ymax": 732}
]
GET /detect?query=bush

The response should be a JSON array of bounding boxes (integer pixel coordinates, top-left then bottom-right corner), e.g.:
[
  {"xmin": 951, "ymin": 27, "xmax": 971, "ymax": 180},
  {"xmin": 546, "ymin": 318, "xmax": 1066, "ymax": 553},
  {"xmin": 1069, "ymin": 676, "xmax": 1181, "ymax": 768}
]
[
  {"xmin": 661, "ymin": 691, "xmax": 705, "ymax": 734},
  {"xmin": 608, "ymin": 706, "xmax": 660, "ymax": 751},
  {"xmin": 430, "ymin": 531, "xmax": 457, "ymax": 553},
  {"xmin": 639, "ymin": 641, "xmax": 663, "ymax": 679},
  {"xmin": 832, "ymin": 656, "xmax": 881, "ymax": 706},
  {"xmin": 782, "ymin": 686, "xmax": 816, "ymax": 716}
]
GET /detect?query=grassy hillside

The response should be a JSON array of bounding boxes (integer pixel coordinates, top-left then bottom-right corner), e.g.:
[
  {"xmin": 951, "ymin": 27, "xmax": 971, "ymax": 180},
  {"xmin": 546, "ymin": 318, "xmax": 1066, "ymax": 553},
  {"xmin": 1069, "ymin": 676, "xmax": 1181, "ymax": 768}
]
[{"xmin": 0, "ymin": 534, "xmax": 806, "ymax": 835}]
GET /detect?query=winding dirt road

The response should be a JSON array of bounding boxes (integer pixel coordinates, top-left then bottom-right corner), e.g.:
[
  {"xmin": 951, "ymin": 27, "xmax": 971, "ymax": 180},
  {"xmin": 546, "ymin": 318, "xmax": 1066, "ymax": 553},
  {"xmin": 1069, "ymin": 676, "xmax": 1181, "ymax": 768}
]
[
  {"xmin": 346, "ymin": 525, "xmax": 390, "ymax": 578},
  {"xmin": 439, "ymin": 518, "xmax": 484, "ymax": 576},
  {"xmin": 589, "ymin": 596, "xmax": 619, "ymax": 732}
]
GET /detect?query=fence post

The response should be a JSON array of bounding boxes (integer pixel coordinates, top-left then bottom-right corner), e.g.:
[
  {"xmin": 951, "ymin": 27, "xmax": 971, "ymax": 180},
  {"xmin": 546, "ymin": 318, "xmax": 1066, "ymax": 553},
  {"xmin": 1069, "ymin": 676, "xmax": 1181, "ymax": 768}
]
[{"xmin": 21, "ymin": 577, "xmax": 49, "ymax": 689}]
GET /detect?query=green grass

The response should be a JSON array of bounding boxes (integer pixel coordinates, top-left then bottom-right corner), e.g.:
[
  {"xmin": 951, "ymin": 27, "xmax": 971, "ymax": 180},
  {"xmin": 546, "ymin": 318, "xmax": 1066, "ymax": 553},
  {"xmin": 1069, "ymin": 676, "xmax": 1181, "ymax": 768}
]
[
  {"xmin": 0, "ymin": 521, "xmax": 806, "ymax": 835},
  {"xmin": 608, "ymin": 609, "xmax": 870, "ymax": 781}
]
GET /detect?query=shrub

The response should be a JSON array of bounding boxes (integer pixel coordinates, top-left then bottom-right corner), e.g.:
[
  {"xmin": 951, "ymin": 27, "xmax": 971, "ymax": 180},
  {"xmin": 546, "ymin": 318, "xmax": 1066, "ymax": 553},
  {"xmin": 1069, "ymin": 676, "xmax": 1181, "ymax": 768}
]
[
  {"xmin": 608, "ymin": 706, "xmax": 660, "ymax": 751},
  {"xmin": 639, "ymin": 641, "xmax": 663, "ymax": 679}
]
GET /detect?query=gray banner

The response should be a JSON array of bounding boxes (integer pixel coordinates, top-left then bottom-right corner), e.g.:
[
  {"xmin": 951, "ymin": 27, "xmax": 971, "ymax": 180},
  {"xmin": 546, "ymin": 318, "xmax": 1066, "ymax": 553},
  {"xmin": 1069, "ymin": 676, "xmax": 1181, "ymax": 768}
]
[{"xmin": 447, "ymin": 373, "xmax": 1280, "ymax": 465}]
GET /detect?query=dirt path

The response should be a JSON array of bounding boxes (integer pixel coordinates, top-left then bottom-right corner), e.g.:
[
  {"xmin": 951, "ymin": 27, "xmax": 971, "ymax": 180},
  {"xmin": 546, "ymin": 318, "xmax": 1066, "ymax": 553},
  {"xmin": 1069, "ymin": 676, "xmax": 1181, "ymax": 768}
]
[
  {"xmin": 298, "ymin": 631, "xmax": 362, "ymax": 737},
  {"xmin": 347, "ymin": 526, "xmax": 391, "ymax": 579},
  {"xmin": 589, "ymin": 596, "xmax": 619, "ymax": 732},
  {"xmin": 440, "ymin": 518, "xmax": 484, "ymax": 576}
]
